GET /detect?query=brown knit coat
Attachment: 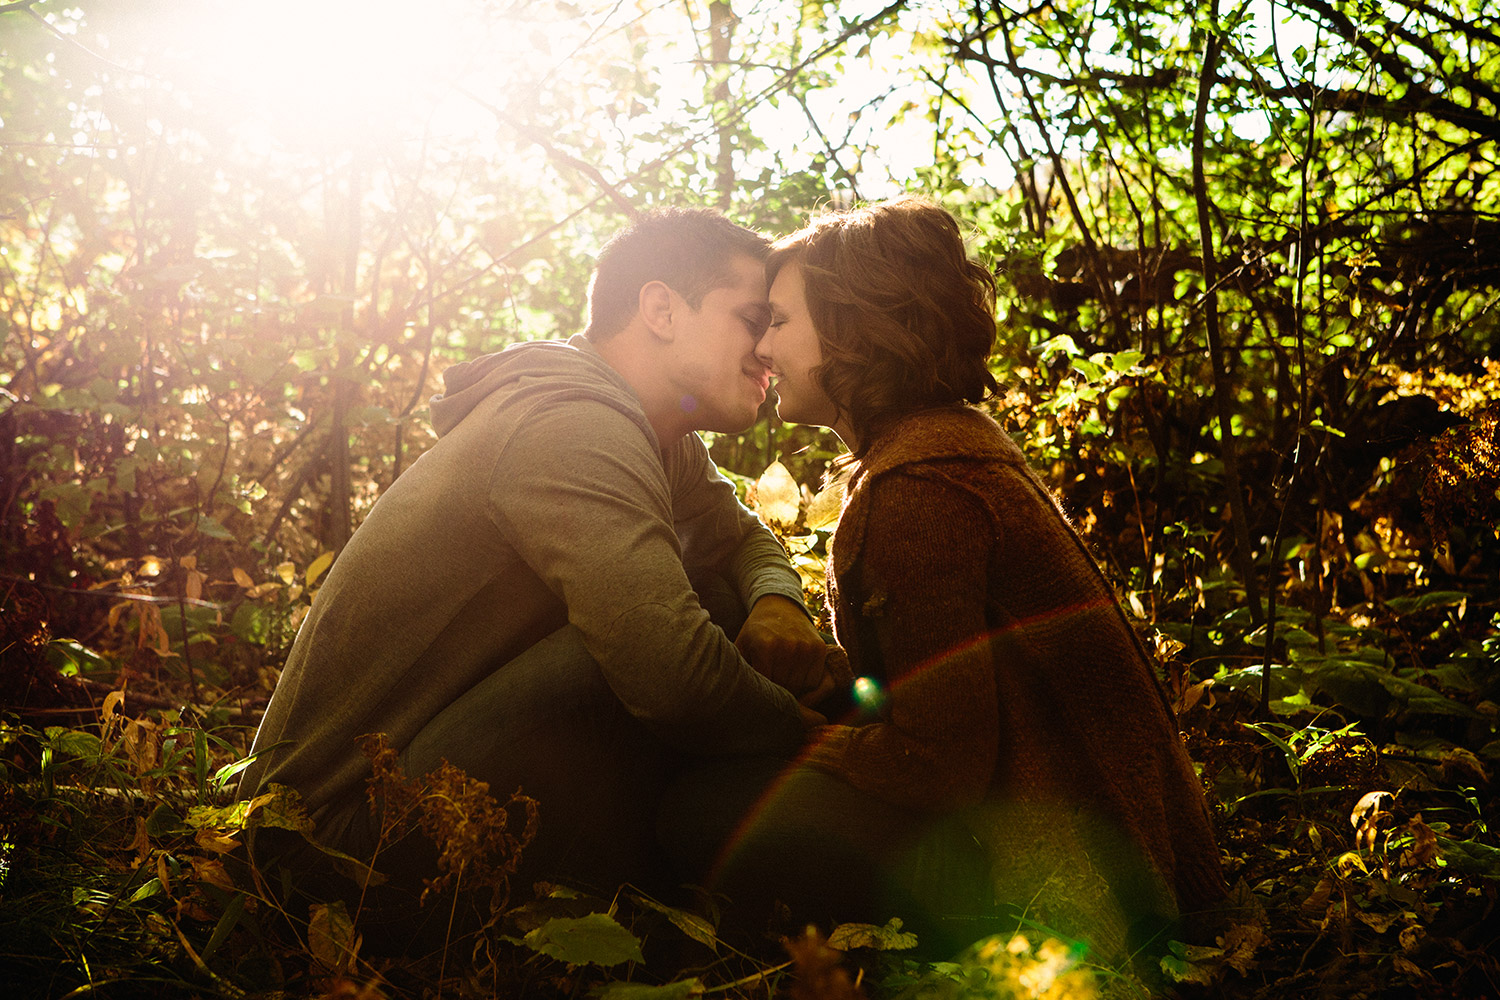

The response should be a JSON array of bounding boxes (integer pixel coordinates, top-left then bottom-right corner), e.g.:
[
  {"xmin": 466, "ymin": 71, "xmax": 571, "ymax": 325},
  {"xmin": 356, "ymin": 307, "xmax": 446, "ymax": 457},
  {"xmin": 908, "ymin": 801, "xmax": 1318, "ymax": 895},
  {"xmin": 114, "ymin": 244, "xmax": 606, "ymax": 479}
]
[{"xmin": 802, "ymin": 406, "xmax": 1226, "ymax": 952}]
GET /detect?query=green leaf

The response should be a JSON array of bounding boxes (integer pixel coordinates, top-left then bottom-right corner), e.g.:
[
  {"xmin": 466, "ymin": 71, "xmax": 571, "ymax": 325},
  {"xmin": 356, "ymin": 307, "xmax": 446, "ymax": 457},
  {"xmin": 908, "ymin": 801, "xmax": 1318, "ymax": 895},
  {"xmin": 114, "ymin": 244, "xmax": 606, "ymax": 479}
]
[
  {"xmin": 1385, "ymin": 591, "xmax": 1470, "ymax": 615},
  {"xmin": 187, "ymin": 800, "xmax": 253, "ymax": 831},
  {"xmin": 145, "ymin": 803, "xmax": 187, "ymax": 838},
  {"xmin": 211, "ymin": 754, "xmax": 259, "ymax": 791},
  {"xmin": 1436, "ymin": 836, "xmax": 1500, "ymax": 879},
  {"xmin": 200, "ymin": 892, "xmax": 249, "ymax": 964},
  {"xmin": 128, "ymin": 877, "xmax": 164, "ymax": 904},
  {"xmin": 1306, "ymin": 659, "xmax": 1477, "ymax": 718},
  {"xmin": 1110, "ymin": 350, "xmax": 1144, "ymax": 372},
  {"xmin": 630, "ymin": 893, "xmax": 717, "ymax": 952},
  {"xmin": 46, "ymin": 727, "xmax": 102, "ymax": 761},
  {"xmin": 525, "ymin": 913, "xmax": 645, "ymax": 967},
  {"xmin": 246, "ymin": 784, "xmax": 315, "ymax": 833},
  {"xmin": 196, "ymin": 515, "xmax": 235, "ymax": 540},
  {"xmin": 1072, "ymin": 357, "xmax": 1105, "ymax": 382}
]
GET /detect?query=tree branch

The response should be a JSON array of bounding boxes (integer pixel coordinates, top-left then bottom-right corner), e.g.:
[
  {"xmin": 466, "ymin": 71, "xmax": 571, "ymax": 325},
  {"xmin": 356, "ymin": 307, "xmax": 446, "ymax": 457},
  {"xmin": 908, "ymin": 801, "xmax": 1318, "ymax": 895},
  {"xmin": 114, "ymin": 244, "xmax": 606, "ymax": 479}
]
[{"xmin": 1191, "ymin": 6, "xmax": 1265, "ymax": 635}]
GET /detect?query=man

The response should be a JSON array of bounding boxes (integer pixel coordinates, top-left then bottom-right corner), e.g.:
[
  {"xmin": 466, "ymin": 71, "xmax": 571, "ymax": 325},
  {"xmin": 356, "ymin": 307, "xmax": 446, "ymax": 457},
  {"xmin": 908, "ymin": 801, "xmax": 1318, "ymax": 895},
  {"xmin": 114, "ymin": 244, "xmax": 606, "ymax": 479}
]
[{"xmin": 240, "ymin": 209, "xmax": 830, "ymax": 924}]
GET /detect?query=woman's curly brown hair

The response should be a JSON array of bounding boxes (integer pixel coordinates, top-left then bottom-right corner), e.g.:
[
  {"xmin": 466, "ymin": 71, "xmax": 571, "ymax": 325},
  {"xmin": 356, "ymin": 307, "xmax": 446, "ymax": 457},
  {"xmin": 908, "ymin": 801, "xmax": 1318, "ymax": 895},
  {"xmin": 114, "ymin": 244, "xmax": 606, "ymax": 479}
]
[{"xmin": 768, "ymin": 197, "xmax": 999, "ymax": 454}]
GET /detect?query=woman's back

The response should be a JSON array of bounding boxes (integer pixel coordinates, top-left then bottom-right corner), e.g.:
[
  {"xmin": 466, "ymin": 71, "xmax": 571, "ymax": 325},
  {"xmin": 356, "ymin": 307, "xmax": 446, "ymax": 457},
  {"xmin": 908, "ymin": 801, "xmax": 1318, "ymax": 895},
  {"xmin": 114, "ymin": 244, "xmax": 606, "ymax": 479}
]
[{"xmin": 814, "ymin": 406, "xmax": 1226, "ymax": 951}]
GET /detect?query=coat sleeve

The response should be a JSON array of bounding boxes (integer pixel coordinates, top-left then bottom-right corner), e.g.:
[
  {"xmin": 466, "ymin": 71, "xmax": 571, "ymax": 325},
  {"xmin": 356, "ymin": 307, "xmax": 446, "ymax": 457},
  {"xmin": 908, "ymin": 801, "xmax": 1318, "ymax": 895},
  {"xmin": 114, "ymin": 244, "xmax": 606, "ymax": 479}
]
[
  {"xmin": 666, "ymin": 433, "xmax": 812, "ymax": 619},
  {"xmin": 801, "ymin": 471, "xmax": 1000, "ymax": 810},
  {"xmin": 486, "ymin": 399, "xmax": 804, "ymax": 753}
]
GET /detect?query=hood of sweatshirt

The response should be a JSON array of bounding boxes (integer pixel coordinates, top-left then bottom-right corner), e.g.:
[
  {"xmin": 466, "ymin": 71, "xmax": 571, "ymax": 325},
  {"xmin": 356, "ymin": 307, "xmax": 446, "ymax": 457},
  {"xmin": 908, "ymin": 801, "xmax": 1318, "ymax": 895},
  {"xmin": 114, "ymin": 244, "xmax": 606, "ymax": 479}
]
[{"xmin": 428, "ymin": 334, "xmax": 657, "ymax": 447}]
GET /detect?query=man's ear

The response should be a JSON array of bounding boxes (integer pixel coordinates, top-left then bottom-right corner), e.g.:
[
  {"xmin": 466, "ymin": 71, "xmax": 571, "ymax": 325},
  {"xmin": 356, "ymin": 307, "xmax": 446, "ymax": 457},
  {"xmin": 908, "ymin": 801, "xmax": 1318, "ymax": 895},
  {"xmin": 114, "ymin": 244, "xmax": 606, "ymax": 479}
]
[{"xmin": 638, "ymin": 281, "xmax": 675, "ymax": 341}]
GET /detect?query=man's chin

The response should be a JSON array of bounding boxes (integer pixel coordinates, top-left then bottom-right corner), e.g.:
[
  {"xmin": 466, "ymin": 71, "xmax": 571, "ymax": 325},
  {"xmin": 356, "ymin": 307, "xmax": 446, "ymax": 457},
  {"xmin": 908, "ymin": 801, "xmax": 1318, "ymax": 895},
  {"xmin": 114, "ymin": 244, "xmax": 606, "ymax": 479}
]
[{"xmin": 695, "ymin": 410, "xmax": 761, "ymax": 435}]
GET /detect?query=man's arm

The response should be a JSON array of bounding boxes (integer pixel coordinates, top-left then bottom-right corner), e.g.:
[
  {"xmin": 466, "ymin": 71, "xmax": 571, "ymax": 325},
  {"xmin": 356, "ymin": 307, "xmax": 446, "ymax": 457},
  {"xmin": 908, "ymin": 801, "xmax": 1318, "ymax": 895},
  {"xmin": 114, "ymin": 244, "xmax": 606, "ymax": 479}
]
[
  {"xmin": 667, "ymin": 434, "xmax": 831, "ymax": 697},
  {"xmin": 487, "ymin": 400, "xmax": 805, "ymax": 752}
]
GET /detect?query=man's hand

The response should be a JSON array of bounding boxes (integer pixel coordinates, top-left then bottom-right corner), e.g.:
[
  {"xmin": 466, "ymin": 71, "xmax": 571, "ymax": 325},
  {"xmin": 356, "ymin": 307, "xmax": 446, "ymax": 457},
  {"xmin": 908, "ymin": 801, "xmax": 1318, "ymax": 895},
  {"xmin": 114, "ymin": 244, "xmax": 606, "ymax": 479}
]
[{"xmin": 735, "ymin": 594, "xmax": 829, "ymax": 698}]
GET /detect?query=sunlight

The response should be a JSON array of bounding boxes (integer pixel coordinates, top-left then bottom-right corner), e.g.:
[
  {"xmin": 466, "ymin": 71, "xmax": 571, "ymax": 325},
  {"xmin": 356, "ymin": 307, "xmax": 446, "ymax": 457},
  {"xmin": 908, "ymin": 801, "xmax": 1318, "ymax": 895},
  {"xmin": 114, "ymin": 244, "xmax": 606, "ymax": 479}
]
[{"xmin": 159, "ymin": 0, "xmax": 563, "ymax": 151}]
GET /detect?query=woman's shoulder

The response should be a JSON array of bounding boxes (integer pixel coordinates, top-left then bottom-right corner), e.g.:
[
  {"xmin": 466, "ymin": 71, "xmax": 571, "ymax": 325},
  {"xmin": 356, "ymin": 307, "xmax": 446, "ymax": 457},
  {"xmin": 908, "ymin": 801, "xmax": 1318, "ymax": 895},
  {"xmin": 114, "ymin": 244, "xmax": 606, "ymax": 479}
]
[{"xmin": 859, "ymin": 406, "xmax": 1026, "ymax": 478}]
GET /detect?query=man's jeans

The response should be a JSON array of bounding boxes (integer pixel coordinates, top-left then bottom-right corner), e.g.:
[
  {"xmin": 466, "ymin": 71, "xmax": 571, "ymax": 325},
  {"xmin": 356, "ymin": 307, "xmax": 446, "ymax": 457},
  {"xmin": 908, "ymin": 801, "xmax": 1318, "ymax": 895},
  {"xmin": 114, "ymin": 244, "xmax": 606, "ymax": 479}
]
[{"xmin": 254, "ymin": 624, "xmax": 683, "ymax": 950}]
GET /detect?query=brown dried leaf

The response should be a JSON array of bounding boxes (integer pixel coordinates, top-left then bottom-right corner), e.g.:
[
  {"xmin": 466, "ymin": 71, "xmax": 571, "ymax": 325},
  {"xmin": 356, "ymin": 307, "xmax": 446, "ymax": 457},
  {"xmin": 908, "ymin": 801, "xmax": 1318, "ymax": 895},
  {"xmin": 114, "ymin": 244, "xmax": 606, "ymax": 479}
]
[
  {"xmin": 1354, "ymin": 910, "xmax": 1399, "ymax": 934},
  {"xmin": 1392, "ymin": 954, "xmax": 1426, "ymax": 978},
  {"xmin": 785, "ymin": 926, "xmax": 864, "ymax": 1000},
  {"xmin": 1218, "ymin": 920, "xmax": 1266, "ymax": 975},
  {"xmin": 308, "ymin": 901, "xmax": 360, "ymax": 974},
  {"xmin": 827, "ymin": 917, "xmax": 918, "ymax": 951},
  {"xmin": 156, "ymin": 852, "xmax": 173, "ymax": 899},
  {"xmin": 1301, "ymin": 876, "xmax": 1333, "ymax": 916},
  {"xmin": 1400, "ymin": 815, "xmax": 1439, "ymax": 868},
  {"xmin": 126, "ymin": 816, "xmax": 150, "ymax": 861},
  {"xmin": 192, "ymin": 857, "xmax": 239, "ymax": 894},
  {"xmin": 1439, "ymin": 747, "xmax": 1490, "ymax": 786}
]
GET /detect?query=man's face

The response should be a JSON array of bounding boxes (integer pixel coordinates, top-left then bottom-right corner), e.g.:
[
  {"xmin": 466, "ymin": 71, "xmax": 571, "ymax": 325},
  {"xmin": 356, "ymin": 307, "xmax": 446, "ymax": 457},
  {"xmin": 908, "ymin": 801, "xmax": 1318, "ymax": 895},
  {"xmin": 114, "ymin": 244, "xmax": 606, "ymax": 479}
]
[{"xmin": 666, "ymin": 254, "xmax": 773, "ymax": 434}]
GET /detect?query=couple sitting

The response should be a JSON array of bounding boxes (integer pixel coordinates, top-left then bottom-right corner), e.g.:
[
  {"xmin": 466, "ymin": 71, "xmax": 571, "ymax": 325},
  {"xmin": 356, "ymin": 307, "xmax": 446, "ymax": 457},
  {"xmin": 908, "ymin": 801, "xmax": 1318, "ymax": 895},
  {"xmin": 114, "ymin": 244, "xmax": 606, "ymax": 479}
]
[{"xmin": 240, "ymin": 199, "xmax": 1226, "ymax": 960}]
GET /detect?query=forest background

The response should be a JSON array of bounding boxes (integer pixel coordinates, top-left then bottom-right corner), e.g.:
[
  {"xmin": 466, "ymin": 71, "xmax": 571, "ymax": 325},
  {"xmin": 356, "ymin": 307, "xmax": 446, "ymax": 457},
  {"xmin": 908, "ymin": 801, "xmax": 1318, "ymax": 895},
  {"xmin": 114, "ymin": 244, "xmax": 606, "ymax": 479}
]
[{"xmin": 2, "ymin": 0, "xmax": 1498, "ymax": 997}]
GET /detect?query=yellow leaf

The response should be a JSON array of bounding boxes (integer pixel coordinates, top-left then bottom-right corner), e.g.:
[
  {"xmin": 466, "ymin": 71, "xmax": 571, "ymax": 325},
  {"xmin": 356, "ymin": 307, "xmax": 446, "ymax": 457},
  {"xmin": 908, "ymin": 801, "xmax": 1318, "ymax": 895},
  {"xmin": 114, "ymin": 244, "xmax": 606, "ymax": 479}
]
[
  {"xmin": 804, "ymin": 481, "xmax": 844, "ymax": 530},
  {"xmin": 102, "ymin": 689, "xmax": 125, "ymax": 724},
  {"xmin": 194, "ymin": 828, "xmax": 241, "ymax": 854},
  {"xmin": 305, "ymin": 551, "xmax": 335, "ymax": 587},
  {"xmin": 157, "ymin": 853, "xmax": 173, "ymax": 899},
  {"xmin": 185, "ymin": 569, "xmax": 205, "ymax": 602},
  {"xmin": 232, "ymin": 567, "xmax": 254, "ymax": 589},
  {"xmin": 179, "ymin": 554, "xmax": 198, "ymax": 571},
  {"xmin": 275, "ymin": 561, "xmax": 296, "ymax": 585},
  {"xmin": 139, "ymin": 555, "xmax": 163, "ymax": 577},
  {"xmin": 755, "ymin": 461, "xmax": 801, "ymax": 528},
  {"xmin": 827, "ymin": 917, "xmax": 918, "ymax": 951},
  {"xmin": 246, "ymin": 582, "xmax": 280, "ymax": 599}
]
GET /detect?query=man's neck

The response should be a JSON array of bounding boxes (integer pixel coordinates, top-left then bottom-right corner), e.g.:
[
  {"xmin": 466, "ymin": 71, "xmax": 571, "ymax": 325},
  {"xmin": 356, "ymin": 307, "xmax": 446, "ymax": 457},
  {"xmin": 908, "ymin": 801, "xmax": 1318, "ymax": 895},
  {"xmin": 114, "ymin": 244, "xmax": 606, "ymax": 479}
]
[{"xmin": 590, "ymin": 333, "xmax": 689, "ymax": 446}]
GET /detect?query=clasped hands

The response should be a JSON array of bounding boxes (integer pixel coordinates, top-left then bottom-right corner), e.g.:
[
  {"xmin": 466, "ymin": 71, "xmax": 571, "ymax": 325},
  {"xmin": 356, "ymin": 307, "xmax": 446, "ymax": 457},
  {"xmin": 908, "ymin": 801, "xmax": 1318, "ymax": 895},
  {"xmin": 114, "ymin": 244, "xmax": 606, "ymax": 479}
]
[{"xmin": 734, "ymin": 594, "xmax": 845, "ymax": 727}]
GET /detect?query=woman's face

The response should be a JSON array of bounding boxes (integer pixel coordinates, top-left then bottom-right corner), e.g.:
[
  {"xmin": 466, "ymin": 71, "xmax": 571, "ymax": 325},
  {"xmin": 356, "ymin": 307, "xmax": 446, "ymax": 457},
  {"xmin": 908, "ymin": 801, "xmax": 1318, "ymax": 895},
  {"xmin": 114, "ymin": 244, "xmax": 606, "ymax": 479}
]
[{"xmin": 760, "ymin": 261, "xmax": 841, "ymax": 430}]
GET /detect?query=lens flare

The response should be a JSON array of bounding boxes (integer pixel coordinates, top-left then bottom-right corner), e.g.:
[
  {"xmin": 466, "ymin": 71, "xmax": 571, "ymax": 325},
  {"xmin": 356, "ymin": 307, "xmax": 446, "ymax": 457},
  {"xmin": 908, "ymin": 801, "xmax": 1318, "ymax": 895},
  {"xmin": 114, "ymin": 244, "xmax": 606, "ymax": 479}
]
[{"xmin": 852, "ymin": 675, "xmax": 885, "ymax": 711}]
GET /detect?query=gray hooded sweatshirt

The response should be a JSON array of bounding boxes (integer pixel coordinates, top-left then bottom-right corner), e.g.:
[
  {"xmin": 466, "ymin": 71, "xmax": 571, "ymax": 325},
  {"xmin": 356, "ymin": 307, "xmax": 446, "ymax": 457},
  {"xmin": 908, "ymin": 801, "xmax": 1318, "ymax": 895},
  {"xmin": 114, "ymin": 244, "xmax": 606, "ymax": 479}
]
[{"xmin": 240, "ymin": 335, "xmax": 806, "ymax": 826}]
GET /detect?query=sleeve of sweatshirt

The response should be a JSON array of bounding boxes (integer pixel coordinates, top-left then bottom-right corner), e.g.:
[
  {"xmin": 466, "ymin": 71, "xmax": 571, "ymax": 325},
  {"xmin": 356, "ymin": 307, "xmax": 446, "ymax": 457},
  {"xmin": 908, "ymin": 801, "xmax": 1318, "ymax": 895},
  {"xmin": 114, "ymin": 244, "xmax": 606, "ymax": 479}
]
[
  {"xmin": 801, "ymin": 472, "xmax": 1000, "ymax": 810},
  {"xmin": 486, "ymin": 399, "xmax": 804, "ymax": 753},
  {"xmin": 666, "ymin": 434, "xmax": 811, "ymax": 618}
]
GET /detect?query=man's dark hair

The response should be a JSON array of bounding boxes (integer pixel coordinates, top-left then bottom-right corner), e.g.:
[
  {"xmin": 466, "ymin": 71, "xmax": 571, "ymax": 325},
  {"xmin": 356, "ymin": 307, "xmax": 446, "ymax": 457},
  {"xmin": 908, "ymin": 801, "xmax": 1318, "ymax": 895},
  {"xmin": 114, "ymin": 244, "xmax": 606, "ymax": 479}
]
[{"xmin": 584, "ymin": 208, "xmax": 770, "ymax": 341}]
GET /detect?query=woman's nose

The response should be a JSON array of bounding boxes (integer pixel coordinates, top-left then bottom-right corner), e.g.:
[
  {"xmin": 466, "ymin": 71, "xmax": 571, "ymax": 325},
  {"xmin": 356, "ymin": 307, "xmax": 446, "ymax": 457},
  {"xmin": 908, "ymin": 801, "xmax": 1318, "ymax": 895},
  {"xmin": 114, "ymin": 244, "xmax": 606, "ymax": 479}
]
[{"xmin": 754, "ymin": 328, "xmax": 775, "ymax": 363}]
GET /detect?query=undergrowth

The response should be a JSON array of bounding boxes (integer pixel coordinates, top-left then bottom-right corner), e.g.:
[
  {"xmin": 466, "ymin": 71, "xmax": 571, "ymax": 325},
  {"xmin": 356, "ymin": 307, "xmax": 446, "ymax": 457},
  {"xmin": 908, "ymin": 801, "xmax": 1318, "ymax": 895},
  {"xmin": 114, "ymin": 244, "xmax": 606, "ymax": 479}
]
[{"xmin": 3, "ymin": 465, "xmax": 1499, "ymax": 998}]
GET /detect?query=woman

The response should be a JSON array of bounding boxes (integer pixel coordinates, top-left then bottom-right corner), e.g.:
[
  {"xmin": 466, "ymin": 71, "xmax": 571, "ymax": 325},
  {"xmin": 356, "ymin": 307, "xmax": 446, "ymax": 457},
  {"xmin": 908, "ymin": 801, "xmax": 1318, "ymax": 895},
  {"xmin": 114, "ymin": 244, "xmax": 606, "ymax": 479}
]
[{"xmin": 662, "ymin": 198, "xmax": 1226, "ymax": 960}]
